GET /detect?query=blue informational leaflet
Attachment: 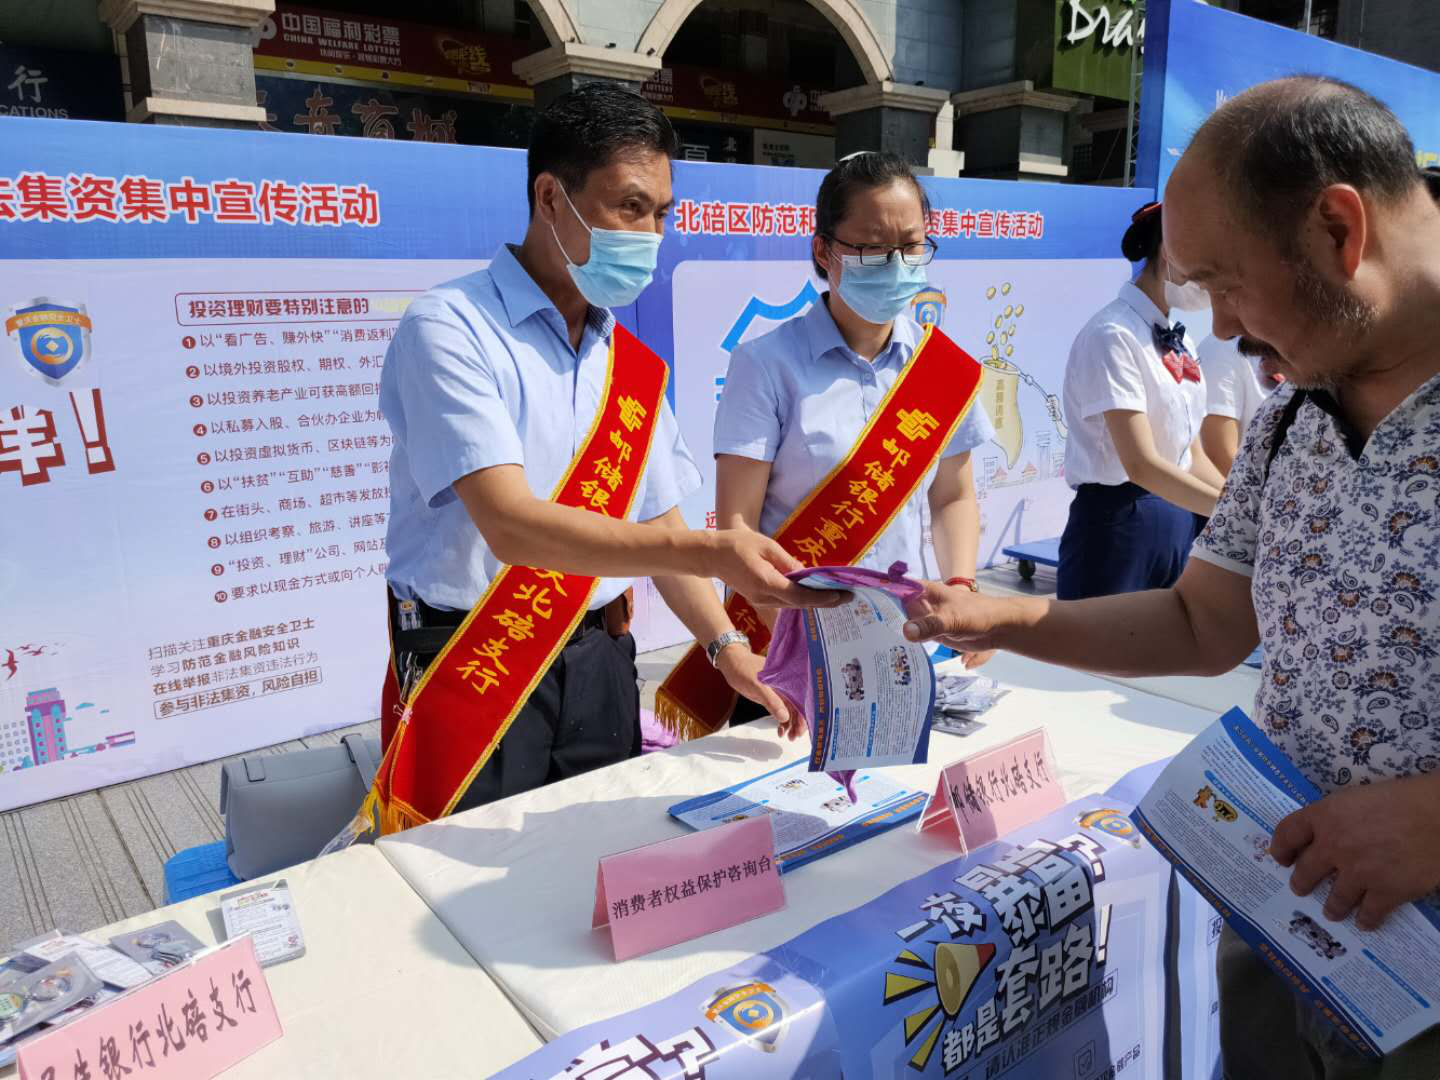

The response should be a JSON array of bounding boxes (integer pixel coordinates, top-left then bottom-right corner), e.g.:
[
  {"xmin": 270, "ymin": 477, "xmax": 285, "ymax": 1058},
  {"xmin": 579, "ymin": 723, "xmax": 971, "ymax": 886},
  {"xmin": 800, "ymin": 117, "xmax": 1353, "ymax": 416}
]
[
  {"xmin": 1132, "ymin": 708, "xmax": 1440, "ymax": 1058},
  {"xmin": 798, "ymin": 571, "xmax": 935, "ymax": 774},
  {"xmin": 669, "ymin": 759, "xmax": 927, "ymax": 872}
]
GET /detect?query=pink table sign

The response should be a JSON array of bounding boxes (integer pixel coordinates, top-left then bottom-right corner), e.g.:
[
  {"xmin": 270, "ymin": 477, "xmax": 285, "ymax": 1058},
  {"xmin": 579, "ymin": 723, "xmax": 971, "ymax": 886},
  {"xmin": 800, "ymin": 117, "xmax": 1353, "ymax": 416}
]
[
  {"xmin": 19, "ymin": 937, "xmax": 282, "ymax": 1080},
  {"xmin": 918, "ymin": 728, "xmax": 1065, "ymax": 855},
  {"xmin": 592, "ymin": 816, "xmax": 785, "ymax": 962}
]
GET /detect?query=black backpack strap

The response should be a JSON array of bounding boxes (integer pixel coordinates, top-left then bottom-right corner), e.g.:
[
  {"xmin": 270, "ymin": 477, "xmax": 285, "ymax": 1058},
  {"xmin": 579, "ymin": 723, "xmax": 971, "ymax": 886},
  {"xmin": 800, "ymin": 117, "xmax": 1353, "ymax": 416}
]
[{"xmin": 1263, "ymin": 388, "xmax": 1308, "ymax": 483}]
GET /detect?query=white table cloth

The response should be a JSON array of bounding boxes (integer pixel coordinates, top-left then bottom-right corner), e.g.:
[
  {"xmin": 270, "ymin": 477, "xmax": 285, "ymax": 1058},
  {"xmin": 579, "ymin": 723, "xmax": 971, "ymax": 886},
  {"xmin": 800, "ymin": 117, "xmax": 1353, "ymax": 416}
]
[
  {"xmin": 1089, "ymin": 664, "xmax": 1260, "ymax": 718},
  {"xmin": 3, "ymin": 845, "xmax": 542, "ymax": 1079},
  {"xmin": 377, "ymin": 653, "xmax": 1216, "ymax": 1041}
]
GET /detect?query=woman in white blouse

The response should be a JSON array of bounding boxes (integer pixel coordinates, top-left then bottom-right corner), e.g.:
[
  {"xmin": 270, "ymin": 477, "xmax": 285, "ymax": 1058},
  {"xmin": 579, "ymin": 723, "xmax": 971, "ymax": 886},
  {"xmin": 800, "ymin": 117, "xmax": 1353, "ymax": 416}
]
[
  {"xmin": 713, "ymin": 153, "xmax": 996, "ymax": 722},
  {"xmin": 1198, "ymin": 334, "xmax": 1284, "ymax": 476},
  {"xmin": 1057, "ymin": 201, "xmax": 1225, "ymax": 600}
]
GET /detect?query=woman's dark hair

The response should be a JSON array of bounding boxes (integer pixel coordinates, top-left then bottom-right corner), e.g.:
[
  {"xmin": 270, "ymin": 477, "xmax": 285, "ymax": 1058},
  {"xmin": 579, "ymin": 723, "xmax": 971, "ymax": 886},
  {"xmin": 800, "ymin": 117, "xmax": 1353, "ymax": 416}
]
[
  {"xmin": 1121, "ymin": 201, "xmax": 1162, "ymax": 263},
  {"xmin": 527, "ymin": 82, "xmax": 678, "ymax": 217},
  {"xmin": 813, "ymin": 151, "xmax": 932, "ymax": 280}
]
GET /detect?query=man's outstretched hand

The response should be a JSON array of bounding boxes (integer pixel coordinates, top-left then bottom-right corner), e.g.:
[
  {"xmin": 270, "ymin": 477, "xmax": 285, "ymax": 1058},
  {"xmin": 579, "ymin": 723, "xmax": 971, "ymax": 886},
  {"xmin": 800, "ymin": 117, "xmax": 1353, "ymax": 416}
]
[{"xmin": 903, "ymin": 579, "xmax": 1016, "ymax": 651}]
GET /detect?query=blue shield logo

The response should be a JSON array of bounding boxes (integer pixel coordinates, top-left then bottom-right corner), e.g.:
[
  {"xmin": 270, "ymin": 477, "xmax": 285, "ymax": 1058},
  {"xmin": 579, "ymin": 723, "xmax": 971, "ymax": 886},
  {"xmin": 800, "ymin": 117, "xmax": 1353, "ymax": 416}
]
[
  {"xmin": 703, "ymin": 981, "xmax": 789, "ymax": 1053},
  {"xmin": 910, "ymin": 287, "xmax": 947, "ymax": 330},
  {"xmin": 7, "ymin": 299, "xmax": 92, "ymax": 382}
]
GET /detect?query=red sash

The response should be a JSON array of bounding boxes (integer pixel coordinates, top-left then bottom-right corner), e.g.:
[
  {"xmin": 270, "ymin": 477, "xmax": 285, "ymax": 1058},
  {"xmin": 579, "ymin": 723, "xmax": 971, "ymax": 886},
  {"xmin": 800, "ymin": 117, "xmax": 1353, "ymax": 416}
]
[
  {"xmin": 654, "ymin": 326, "xmax": 984, "ymax": 739},
  {"xmin": 367, "ymin": 325, "xmax": 668, "ymax": 833}
]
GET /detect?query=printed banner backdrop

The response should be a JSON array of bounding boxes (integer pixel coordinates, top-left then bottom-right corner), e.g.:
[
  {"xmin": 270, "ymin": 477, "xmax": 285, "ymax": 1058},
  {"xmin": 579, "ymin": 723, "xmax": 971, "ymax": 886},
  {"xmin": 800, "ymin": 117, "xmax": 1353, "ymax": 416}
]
[
  {"xmin": 1137, "ymin": 0, "xmax": 1440, "ymax": 195},
  {"xmin": 1105, "ymin": 757, "xmax": 1222, "ymax": 1079},
  {"xmin": 495, "ymin": 790, "xmax": 1169, "ymax": 1079},
  {"xmin": 0, "ymin": 115, "xmax": 1149, "ymax": 807},
  {"xmin": 641, "ymin": 167, "xmax": 1145, "ymax": 649}
]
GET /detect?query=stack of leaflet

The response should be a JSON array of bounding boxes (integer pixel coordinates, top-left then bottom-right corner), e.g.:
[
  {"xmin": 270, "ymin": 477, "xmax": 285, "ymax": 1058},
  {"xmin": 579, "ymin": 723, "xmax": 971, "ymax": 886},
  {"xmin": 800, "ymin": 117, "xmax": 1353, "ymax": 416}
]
[
  {"xmin": 0, "ymin": 929, "xmax": 157, "ymax": 1066},
  {"xmin": 931, "ymin": 671, "xmax": 1008, "ymax": 736}
]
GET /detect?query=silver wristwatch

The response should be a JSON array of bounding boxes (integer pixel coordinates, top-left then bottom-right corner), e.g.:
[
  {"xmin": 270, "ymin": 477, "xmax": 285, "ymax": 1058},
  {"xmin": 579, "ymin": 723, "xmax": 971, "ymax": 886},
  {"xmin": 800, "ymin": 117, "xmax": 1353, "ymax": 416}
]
[{"xmin": 705, "ymin": 630, "xmax": 751, "ymax": 667}]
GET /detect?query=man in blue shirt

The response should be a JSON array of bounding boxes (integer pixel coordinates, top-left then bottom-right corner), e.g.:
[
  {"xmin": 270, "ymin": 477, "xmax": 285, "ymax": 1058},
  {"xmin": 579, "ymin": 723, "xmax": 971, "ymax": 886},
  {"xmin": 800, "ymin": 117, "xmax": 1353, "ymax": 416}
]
[{"xmin": 381, "ymin": 84, "xmax": 823, "ymax": 812}]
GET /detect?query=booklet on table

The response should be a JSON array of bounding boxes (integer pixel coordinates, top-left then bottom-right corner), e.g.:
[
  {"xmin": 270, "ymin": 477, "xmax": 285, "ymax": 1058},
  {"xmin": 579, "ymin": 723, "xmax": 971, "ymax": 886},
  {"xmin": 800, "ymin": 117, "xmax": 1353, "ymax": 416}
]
[{"xmin": 669, "ymin": 759, "xmax": 927, "ymax": 872}]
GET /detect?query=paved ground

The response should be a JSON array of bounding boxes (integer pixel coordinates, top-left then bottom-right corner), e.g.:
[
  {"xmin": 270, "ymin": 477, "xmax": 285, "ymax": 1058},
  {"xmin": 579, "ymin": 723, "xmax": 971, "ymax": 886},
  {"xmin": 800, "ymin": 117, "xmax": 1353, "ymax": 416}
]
[{"xmin": 0, "ymin": 564, "xmax": 1054, "ymax": 946}]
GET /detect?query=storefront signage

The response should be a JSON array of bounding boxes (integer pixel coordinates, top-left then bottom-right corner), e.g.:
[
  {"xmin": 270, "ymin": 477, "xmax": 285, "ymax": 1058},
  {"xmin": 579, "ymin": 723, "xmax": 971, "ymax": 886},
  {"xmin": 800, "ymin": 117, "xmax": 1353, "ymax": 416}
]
[
  {"xmin": 1052, "ymin": 0, "xmax": 1145, "ymax": 101},
  {"xmin": 253, "ymin": 2, "xmax": 533, "ymax": 101},
  {"xmin": 0, "ymin": 44, "xmax": 123, "ymax": 122},
  {"xmin": 641, "ymin": 65, "xmax": 833, "ymax": 134},
  {"xmin": 255, "ymin": 75, "xmax": 533, "ymax": 147},
  {"xmin": 1064, "ymin": 0, "xmax": 1145, "ymax": 49}
]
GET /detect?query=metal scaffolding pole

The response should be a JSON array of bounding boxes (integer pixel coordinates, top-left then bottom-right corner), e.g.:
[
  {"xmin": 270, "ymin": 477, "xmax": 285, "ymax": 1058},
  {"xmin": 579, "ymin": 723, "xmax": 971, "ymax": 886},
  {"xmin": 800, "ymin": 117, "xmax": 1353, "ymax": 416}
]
[{"xmin": 1122, "ymin": 3, "xmax": 1145, "ymax": 186}]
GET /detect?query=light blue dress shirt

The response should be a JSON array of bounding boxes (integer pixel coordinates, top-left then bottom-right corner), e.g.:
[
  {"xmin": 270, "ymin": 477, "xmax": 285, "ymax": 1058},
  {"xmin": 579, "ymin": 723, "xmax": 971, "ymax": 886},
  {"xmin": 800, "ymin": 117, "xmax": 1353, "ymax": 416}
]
[
  {"xmin": 713, "ymin": 296, "xmax": 995, "ymax": 576},
  {"xmin": 381, "ymin": 244, "xmax": 701, "ymax": 612}
]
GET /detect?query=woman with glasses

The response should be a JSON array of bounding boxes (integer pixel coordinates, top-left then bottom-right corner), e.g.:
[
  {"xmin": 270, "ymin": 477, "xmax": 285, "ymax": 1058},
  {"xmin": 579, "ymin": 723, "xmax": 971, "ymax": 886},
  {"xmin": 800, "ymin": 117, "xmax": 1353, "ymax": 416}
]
[
  {"xmin": 712, "ymin": 151, "xmax": 996, "ymax": 714},
  {"xmin": 1056, "ymin": 200, "xmax": 1223, "ymax": 601}
]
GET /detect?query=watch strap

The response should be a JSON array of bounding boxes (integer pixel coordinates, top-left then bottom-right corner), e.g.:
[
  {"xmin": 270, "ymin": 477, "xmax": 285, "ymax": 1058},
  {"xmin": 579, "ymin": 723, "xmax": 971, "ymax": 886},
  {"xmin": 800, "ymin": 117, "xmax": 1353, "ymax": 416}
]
[{"xmin": 705, "ymin": 629, "xmax": 751, "ymax": 666}]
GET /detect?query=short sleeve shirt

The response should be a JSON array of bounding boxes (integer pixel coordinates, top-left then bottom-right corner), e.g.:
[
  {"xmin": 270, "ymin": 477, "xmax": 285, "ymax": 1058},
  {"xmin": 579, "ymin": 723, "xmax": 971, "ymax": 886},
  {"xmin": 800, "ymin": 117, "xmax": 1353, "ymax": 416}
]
[
  {"xmin": 1062, "ymin": 282, "xmax": 1206, "ymax": 487},
  {"xmin": 1200, "ymin": 334, "xmax": 1273, "ymax": 435},
  {"xmin": 1192, "ymin": 374, "xmax": 1440, "ymax": 793},
  {"xmin": 381, "ymin": 244, "xmax": 701, "ymax": 612},
  {"xmin": 712, "ymin": 297, "xmax": 995, "ymax": 576}
]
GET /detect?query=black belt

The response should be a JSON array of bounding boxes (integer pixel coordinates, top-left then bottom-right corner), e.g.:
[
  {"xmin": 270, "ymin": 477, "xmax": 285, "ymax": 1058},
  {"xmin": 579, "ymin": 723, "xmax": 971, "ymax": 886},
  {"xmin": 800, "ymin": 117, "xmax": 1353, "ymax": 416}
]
[
  {"xmin": 390, "ymin": 591, "xmax": 606, "ymax": 657},
  {"xmin": 1074, "ymin": 481, "xmax": 1148, "ymax": 501}
]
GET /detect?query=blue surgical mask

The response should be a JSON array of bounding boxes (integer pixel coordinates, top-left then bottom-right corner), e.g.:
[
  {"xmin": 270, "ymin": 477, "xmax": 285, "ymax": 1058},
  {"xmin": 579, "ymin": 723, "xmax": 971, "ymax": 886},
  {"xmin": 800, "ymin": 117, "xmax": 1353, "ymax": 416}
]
[
  {"xmin": 834, "ymin": 254, "xmax": 928, "ymax": 325},
  {"xmin": 551, "ymin": 185, "xmax": 661, "ymax": 309}
]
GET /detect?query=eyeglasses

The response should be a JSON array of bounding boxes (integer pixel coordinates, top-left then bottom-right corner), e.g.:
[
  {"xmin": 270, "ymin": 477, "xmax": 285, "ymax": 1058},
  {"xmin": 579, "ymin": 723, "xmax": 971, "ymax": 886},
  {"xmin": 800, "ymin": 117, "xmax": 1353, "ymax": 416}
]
[{"xmin": 824, "ymin": 234, "xmax": 939, "ymax": 267}]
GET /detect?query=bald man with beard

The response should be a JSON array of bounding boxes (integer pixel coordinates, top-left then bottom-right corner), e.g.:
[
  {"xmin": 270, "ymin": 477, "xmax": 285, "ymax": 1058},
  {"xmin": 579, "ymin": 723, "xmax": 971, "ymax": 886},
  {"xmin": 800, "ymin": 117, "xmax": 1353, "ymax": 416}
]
[{"xmin": 901, "ymin": 76, "xmax": 1440, "ymax": 1076}]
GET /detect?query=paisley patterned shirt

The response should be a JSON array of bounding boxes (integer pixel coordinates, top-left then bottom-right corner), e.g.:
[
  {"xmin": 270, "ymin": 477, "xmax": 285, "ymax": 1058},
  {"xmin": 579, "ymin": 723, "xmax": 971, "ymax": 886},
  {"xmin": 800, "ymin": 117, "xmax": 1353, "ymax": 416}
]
[{"xmin": 1192, "ymin": 374, "xmax": 1440, "ymax": 794}]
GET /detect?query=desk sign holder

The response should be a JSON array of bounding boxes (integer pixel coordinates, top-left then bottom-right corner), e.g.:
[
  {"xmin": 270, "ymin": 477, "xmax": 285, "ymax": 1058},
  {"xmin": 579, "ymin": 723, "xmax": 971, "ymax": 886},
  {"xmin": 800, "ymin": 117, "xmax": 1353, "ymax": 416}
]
[
  {"xmin": 918, "ymin": 728, "xmax": 1065, "ymax": 856},
  {"xmin": 19, "ymin": 937, "xmax": 282, "ymax": 1080},
  {"xmin": 592, "ymin": 816, "xmax": 785, "ymax": 962}
]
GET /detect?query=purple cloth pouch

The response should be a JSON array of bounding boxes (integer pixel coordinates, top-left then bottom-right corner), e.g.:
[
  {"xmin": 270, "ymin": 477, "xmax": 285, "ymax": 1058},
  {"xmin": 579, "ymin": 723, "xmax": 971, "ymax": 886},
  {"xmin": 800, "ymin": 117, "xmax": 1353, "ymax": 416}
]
[{"xmin": 758, "ymin": 562, "xmax": 926, "ymax": 801}]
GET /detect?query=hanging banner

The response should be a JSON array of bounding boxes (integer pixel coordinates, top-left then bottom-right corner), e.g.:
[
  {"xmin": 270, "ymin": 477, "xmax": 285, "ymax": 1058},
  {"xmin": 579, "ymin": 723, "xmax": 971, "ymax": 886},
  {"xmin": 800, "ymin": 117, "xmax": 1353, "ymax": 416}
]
[
  {"xmin": 0, "ymin": 115, "xmax": 1149, "ymax": 807},
  {"xmin": 1137, "ymin": 0, "xmax": 1440, "ymax": 194},
  {"xmin": 0, "ymin": 120, "xmax": 518, "ymax": 807},
  {"xmin": 494, "ymin": 790, "xmax": 1170, "ymax": 1079}
]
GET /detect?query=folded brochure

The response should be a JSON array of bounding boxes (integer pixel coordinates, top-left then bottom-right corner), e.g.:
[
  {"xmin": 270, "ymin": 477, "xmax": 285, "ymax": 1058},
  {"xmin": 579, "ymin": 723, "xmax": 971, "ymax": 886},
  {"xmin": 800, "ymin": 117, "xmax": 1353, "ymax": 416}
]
[
  {"xmin": 1131, "ymin": 707, "xmax": 1440, "ymax": 1057},
  {"xmin": 759, "ymin": 563, "xmax": 934, "ymax": 800},
  {"xmin": 669, "ymin": 758, "xmax": 927, "ymax": 872}
]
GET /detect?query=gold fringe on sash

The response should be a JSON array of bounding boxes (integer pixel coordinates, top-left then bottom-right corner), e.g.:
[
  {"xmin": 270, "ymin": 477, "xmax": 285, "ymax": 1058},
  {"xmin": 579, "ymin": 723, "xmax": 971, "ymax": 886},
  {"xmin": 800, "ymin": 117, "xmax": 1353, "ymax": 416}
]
[{"xmin": 653, "ymin": 684, "xmax": 731, "ymax": 742}]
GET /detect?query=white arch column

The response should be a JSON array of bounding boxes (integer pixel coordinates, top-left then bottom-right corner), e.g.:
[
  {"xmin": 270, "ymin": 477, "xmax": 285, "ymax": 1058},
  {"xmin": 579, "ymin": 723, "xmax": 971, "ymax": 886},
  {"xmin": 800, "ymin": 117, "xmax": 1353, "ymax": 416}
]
[
  {"xmin": 636, "ymin": 0, "xmax": 894, "ymax": 85},
  {"xmin": 512, "ymin": 44, "xmax": 661, "ymax": 112},
  {"xmin": 98, "ymin": 0, "xmax": 271, "ymax": 127}
]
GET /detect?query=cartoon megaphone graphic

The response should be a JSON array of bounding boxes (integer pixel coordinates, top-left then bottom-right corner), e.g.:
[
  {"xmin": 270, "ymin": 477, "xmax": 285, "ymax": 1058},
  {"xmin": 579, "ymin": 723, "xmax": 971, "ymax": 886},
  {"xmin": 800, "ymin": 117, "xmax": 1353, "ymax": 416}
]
[{"xmin": 934, "ymin": 941, "xmax": 995, "ymax": 1016}]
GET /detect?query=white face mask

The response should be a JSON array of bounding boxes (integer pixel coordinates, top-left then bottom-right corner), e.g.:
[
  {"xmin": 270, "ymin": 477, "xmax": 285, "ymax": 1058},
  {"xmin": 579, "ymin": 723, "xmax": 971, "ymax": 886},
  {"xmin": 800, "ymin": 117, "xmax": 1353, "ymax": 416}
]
[{"xmin": 1164, "ymin": 277, "xmax": 1210, "ymax": 312}]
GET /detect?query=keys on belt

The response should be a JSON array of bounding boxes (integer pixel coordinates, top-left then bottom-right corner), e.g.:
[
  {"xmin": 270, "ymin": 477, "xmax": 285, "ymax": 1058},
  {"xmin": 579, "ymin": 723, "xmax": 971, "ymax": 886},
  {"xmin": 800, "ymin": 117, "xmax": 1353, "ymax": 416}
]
[{"xmin": 391, "ymin": 595, "xmax": 606, "ymax": 658}]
